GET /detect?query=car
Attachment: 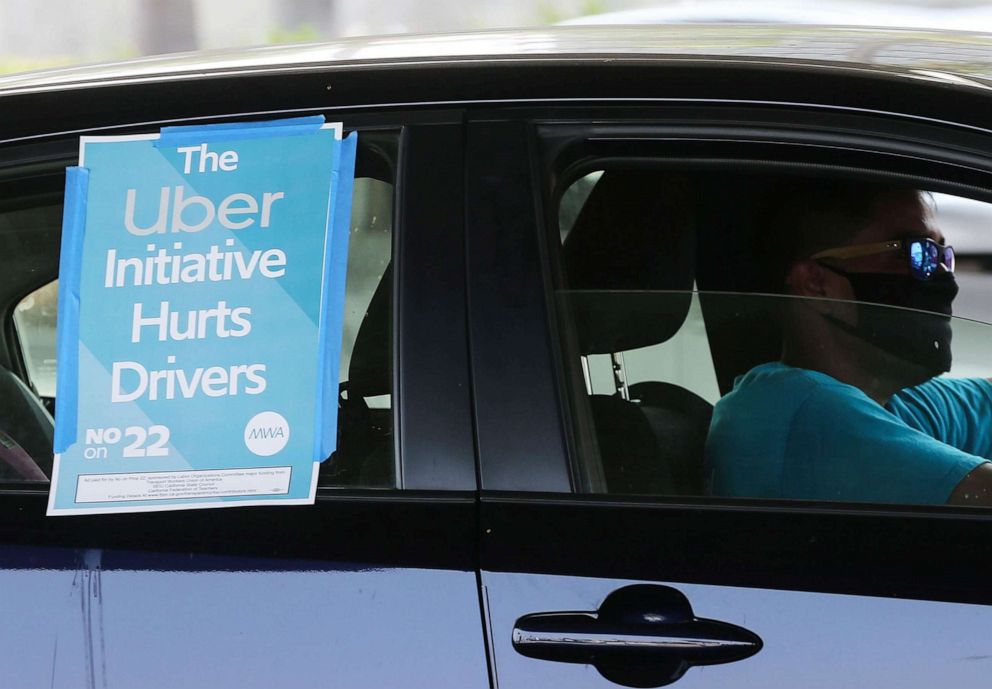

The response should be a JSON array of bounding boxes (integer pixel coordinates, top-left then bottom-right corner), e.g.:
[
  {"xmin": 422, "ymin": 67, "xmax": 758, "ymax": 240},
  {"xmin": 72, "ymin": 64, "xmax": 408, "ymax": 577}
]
[{"xmin": 1, "ymin": 24, "xmax": 992, "ymax": 688}]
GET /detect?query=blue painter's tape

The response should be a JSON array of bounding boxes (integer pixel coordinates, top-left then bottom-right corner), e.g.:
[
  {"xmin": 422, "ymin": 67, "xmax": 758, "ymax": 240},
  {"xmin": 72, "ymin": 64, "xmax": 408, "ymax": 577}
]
[
  {"xmin": 315, "ymin": 131, "xmax": 358, "ymax": 461},
  {"xmin": 53, "ymin": 167, "xmax": 89, "ymax": 453},
  {"xmin": 154, "ymin": 115, "xmax": 326, "ymax": 148},
  {"xmin": 311, "ymin": 137, "xmax": 342, "ymax": 461}
]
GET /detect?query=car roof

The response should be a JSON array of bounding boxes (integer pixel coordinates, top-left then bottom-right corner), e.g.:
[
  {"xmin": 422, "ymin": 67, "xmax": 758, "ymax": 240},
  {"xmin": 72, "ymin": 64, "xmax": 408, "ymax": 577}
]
[{"xmin": 1, "ymin": 25, "xmax": 992, "ymax": 96}]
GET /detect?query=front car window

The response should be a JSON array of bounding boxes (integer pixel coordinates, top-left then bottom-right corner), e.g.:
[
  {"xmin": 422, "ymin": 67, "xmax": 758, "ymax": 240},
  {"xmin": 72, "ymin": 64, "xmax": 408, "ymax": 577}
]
[{"xmin": 553, "ymin": 168, "xmax": 992, "ymax": 508}]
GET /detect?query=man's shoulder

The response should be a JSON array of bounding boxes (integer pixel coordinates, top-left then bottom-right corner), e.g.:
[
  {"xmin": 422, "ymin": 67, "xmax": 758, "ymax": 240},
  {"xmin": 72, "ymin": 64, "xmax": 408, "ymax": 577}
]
[
  {"xmin": 719, "ymin": 361, "xmax": 862, "ymax": 410},
  {"xmin": 712, "ymin": 362, "xmax": 891, "ymax": 449},
  {"xmin": 707, "ymin": 362, "xmax": 871, "ymax": 499}
]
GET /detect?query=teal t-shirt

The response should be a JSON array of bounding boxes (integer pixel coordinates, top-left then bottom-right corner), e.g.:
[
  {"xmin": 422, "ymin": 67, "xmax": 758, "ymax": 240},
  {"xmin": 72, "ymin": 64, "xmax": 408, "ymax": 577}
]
[{"xmin": 705, "ymin": 362, "xmax": 992, "ymax": 504}]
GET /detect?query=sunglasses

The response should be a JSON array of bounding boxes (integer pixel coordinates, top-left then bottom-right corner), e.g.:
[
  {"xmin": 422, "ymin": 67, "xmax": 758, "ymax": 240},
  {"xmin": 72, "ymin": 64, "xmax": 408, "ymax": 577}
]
[{"xmin": 810, "ymin": 237, "xmax": 955, "ymax": 281}]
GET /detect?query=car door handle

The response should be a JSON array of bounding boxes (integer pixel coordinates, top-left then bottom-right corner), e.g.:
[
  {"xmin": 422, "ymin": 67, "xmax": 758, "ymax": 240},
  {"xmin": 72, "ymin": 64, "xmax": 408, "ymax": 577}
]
[{"xmin": 512, "ymin": 584, "xmax": 762, "ymax": 687}]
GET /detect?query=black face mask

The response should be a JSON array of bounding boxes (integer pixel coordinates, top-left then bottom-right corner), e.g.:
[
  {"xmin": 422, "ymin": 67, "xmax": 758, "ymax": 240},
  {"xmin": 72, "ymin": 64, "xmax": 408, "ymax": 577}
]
[{"xmin": 819, "ymin": 268, "xmax": 959, "ymax": 376}]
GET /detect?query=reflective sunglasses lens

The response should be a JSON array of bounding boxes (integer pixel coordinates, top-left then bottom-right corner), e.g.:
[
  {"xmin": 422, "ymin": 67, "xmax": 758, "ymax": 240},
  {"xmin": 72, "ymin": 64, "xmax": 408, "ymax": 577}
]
[
  {"xmin": 942, "ymin": 245, "xmax": 955, "ymax": 274},
  {"xmin": 910, "ymin": 240, "xmax": 954, "ymax": 280},
  {"xmin": 909, "ymin": 240, "xmax": 939, "ymax": 279},
  {"xmin": 909, "ymin": 241, "xmax": 926, "ymax": 277}
]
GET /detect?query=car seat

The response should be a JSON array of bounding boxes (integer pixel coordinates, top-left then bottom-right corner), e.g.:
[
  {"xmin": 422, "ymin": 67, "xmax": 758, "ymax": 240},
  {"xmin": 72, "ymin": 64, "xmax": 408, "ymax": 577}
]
[
  {"xmin": 694, "ymin": 172, "xmax": 786, "ymax": 393},
  {"xmin": 322, "ymin": 263, "xmax": 393, "ymax": 486},
  {"xmin": 561, "ymin": 170, "xmax": 713, "ymax": 495},
  {"xmin": 0, "ymin": 366, "xmax": 53, "ymax": 480}
]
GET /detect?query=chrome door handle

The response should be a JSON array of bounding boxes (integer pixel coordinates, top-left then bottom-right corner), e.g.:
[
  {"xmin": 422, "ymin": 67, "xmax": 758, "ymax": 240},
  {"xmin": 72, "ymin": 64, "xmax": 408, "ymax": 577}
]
[{"xmin": 513, "ymin": 585, "xmax": 762, "ymax": 687}]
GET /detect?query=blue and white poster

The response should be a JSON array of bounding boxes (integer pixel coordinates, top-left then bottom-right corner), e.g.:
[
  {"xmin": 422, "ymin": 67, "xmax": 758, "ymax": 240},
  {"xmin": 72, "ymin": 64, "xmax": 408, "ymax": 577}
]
[{"xmin": 47, "ymin": 116, "xmax": 357, "ymax": 516}]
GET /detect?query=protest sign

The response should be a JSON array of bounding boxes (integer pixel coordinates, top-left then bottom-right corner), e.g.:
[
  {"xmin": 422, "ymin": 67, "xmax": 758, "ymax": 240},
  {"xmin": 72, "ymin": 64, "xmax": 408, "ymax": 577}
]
[{"xmin": 47, "ymin": 116, "xmax": 356, "ymax": 515}]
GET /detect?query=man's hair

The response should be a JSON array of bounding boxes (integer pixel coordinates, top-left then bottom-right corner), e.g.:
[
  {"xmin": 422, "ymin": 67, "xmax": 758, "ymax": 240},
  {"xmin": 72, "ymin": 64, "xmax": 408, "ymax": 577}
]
[{"xmin": 757, "ymin": 178, "xmax": 922, "ymax": 289}]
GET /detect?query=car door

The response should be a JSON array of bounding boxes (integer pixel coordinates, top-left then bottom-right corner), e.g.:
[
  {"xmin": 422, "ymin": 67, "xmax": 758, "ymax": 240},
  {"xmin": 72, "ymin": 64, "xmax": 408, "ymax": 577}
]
[
  {"xmin": 0, "ymin": 70, "xmax": 489, "ymax": 688},
  {"xmin": 467, "ymin": 95, "xmax": 992, "ymax": 688}
]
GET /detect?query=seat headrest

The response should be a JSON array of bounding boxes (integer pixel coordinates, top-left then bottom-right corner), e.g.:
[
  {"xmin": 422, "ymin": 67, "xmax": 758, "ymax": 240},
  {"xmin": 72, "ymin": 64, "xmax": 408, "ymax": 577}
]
[{"xmin": 562, "ymin": 170, "xmax": 696, "ymax": 355}]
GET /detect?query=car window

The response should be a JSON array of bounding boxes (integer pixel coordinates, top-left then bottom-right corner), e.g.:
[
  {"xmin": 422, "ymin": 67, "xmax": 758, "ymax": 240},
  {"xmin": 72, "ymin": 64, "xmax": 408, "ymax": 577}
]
[
  {"xmin": 552, "ymin": 167, "xmax": 992, "ymax": 507},
  {"xmin": 4, "ymin": 131, "xmax": 397, "ymax": 488}
]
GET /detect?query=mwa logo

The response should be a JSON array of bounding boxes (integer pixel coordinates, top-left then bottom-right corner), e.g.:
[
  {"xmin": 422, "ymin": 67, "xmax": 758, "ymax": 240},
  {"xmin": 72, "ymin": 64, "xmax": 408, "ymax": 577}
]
[{"xmin": 244, "ymin": 411, "xmax": 290, "ymax": 456}]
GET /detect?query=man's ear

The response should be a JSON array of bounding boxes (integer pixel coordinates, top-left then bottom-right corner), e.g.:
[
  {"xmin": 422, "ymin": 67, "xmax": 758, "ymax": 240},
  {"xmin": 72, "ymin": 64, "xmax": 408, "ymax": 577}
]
[{"xmin": 785, "ymin": 259, "xmax": 829, "ymax": 298}]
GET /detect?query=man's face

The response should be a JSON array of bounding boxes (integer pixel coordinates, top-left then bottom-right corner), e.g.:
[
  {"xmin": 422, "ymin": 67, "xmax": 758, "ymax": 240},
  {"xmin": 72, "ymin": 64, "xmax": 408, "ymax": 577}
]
[{"xmin": 799, "ymin": 189, "xmax": 958, "ymax": 387}]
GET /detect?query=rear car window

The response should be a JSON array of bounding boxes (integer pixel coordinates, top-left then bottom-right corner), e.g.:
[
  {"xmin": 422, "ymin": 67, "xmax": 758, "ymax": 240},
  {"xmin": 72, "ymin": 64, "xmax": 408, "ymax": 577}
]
[{"xmin": 4, "ymin": 130, "xmax": 398, "ymax": 488}]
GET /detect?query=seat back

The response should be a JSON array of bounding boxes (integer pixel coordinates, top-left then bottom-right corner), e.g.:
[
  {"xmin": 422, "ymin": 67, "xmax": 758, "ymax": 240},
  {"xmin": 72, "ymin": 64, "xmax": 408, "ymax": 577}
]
[
  {"xmin": 0, "ymin": 366, "xmax": 53, "ymax": 480},
  {"xmin": 562, "ymin": 170, "xmax": 712, "ymax": 495},
  {"xmin": 695, "ymin": 172, "xmax": 785, "ymax": 393},
  {"xmin": 325, "ymin": 263, "xmax": 393, "ymax": 486}
]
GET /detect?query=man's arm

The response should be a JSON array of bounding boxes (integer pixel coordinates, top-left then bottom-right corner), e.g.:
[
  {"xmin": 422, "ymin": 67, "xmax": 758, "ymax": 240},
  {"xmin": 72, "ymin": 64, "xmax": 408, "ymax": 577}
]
[
  {"xmin": 948, "ymin": 462, "xmax": 992, "ymax": 506},
  {"xmin": 889, "ymin": 378, "xmax": 992, "ymax": 458}
]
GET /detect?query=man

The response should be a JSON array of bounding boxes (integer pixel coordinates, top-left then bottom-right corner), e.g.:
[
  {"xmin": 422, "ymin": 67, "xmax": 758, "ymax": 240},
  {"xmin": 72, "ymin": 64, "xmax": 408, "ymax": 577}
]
[{"xmin": 706, "ymin": 180, "xmax": 992, "ymax": 506}]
